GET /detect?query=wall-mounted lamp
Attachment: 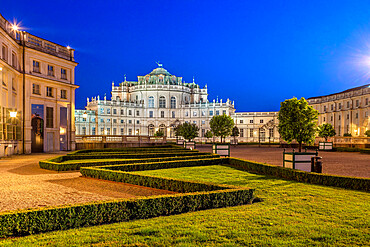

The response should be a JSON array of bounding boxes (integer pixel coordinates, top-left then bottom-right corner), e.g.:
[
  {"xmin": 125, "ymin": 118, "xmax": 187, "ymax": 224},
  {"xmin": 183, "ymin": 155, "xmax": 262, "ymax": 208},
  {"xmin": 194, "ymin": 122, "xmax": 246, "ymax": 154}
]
[{"xmin": 10, "ymin": 111, "xmax": 17, "ymax": 118}]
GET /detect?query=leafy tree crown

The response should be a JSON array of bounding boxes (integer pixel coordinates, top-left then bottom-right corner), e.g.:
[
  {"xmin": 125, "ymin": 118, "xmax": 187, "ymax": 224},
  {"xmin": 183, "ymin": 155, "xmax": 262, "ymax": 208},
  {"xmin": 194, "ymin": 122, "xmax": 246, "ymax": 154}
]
[{"xmin": 210, "ymin": 114, "xmax": 234, "ymax": 142}]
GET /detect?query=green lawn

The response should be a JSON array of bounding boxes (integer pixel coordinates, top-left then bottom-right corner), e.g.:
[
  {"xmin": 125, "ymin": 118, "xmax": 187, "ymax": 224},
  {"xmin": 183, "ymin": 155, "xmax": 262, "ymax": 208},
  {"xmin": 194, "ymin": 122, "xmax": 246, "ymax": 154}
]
[{"xmin": 1, "ymin": 165, "xmax": 369, "ymax": 246}]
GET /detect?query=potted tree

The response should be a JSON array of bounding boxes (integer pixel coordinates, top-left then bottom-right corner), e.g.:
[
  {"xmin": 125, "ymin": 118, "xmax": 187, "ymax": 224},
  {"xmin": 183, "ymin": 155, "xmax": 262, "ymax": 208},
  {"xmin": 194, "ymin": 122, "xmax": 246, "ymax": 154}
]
[
  {"xmin": 317, "ymin": 123, "xmax": 336, "ymax": 150},
  {"xmin": 278, "ymin": 97, "xmax": 319, "ymax": 172},
  {"xmin": 210, "ymin": 114, "xmax": 234, "ymax": 156}
]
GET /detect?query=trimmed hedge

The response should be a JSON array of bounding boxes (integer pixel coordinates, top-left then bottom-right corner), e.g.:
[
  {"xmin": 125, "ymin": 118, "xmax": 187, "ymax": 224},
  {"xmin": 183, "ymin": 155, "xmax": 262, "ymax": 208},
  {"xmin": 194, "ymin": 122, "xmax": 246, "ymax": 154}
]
[
  {"xmin": 332, "ymin": 147, "xmax": 370, "ymax": 154},
  {"xmin": 39, "ymin": 154, "xmax": 220, "ymax": 171},
  {"xmin": 63, "ymin": 151, "xmax": 204, "ymax": 161},
  {"xmin": 81, "ymin": 166, "xmax": 227, "ymax": 193},
  {"xmin": 0, "ymin": 188, "xmax": 254, "ymax": 237},
  {"xmin": 228, "ymin": 158, "xmax": 370, "ymax": 191},
  {"xmin": 100, "ymin": 158, "xmax": 227, "ymax": 172},
  {"xmin": 71, "ymin": 148, "xmax": 196, "ymax": 156}
]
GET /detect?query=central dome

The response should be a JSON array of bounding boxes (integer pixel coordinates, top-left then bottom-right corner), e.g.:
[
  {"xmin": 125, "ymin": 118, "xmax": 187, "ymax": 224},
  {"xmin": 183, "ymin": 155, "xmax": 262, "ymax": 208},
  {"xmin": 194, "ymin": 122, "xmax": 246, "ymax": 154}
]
[{"xmin": 148, "ymin": 67, "xmax": 172, "ymax": 76}]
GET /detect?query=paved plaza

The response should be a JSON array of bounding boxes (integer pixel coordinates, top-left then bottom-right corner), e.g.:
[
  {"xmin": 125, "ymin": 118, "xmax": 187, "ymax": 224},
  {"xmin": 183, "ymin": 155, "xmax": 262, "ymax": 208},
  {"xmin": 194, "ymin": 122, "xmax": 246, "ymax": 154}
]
[{"xmin": 197, "ymin": 145, "xmax": 370, "ymax": 178}]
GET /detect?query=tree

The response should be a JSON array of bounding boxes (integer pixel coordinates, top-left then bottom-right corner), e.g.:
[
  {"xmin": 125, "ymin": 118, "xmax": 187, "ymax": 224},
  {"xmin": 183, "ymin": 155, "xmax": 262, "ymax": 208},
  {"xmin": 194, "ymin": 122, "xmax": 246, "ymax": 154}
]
[
  {"xmin": 231, "ymin": 126, "xmax": 240, "ymax": 144},
  {"xmin": 278, "ymin": 97, "xmax": 318, "ymax": 152},
  {"xmin": 154, "ymin": 130, "xmax": 164, "ymax": 137},
  {"xmin": 317, "ymin": 123, "xmax": 336, "ymax": 141},
  {"xmin": 365, "ymin": 130, "xmax": 370, "ymax": 137},
  {"xmin": 205, "ymin": 130, "xmax": 213, "ymax": 141},
  {"xmin": 179, "ymin": 122, "xmax": 199, "ymax": 141},
  {"xmin": 174, "ymin": 124, "xmax": 183, "ymax": 139},
  {"xmin": 210, "ymin": 114, "xmax": 234, "ymax": 143}
]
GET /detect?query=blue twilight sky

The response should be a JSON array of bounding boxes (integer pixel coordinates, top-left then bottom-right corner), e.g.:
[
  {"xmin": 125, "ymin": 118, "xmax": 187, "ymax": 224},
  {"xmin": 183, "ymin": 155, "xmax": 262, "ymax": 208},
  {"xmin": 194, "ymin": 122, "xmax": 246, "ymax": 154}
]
[{"xmin": 3, "ymin": 0, "xmax": 370, "ymax": 111}]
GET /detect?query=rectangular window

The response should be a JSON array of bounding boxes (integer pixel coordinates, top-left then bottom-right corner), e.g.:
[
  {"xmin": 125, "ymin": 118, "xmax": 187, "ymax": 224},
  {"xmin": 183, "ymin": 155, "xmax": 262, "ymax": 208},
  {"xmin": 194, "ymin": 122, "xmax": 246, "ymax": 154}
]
[
  {"xmin": 48, "ymin": 65, "xmax": 54, "ymax": 76},
  {"xmin": 100, "ymin": 108, "xmax": 104, "ymax": 114},
  {"xmin": 121, "ymin": 109, "xmax": 124, "ymax": 115},
  {"xmin": 209, "ymin": 110, "xmax": 213, "ymax": 116},
  {"xmin": 324, "ymin": 106, "xmax": 326, "ymax": 112},
  {"xmin": 136, "ymin": 110, "xmax": 139, "ymax": 116},
  {"xmin": 46, "ymin": 87, "xmax": 53, "ymax": 97},
  {"xmin": 202, "ymin": 120, "xmax": 205, "ymax": 124},
  {"xmin": 32, "ymin": 84, "xmax": 40, "ymax": 95},
  {"xmin": 249, "ymin": 129, "xmax": 254, "ymax": 137},
  {"xmin": 46, "ymin": 107, "xmax": 53, "ymax": 128},
  {"xmin": 202, "ymin": 110, "xmax": 205, "ymax": 116},
  {"xmin": 172, "ymin": 111, "xmax": 175, "ymax": 118},
  {"xmin": 347, "ymin": 114, "xmax": 349, "ymax": 120},
  {"xmin": 61, "ymin": 89, "xmax": 67, "ymax": 99},
  {"xmin": 161, "ymin": 111, "xmax": 164, "ymax": 118},
  {"xmin": 366, "ymin": 98, "xmax": 368, "ymax": 105},
  {"xmin": 269, "ymin": 128, "xmax": 274, "ymax": 137},
  {"xmin": 216, "ymin": 110, "xmax": 219, "ymax": 115},
  {"xmin": 107, "ymin": 118, "xmax": 111, "ymax": 123},
  {"xmin": 331, "ymin": 105, "xmax": 334, "ymax": 111},
  {"xmin": 121, "ymin": 128, "xmax": 124, "ymax": 135},
  {"xmin": 2, "ymin": 45, "xmax": 7, "ymax": 61},
  {"xmin": 223, "ymin": 110, "xmax": 226, "ymax": 115},
  {"xmin": 113, "ymin": 109, "xmax": 117, "ymax": 114},
  {"xmin": 128, "ymin": 129, "xmax": 132, "ymax": 135},
  {"xmin": 113, "ymin": 119, "xmax": 117, "ymax": 123},
  {"xmin": 107, "ymin": 128, "xmax": 110, "ymax": 135},
  {"xmin": 92, "ymin": 127, "xmax": 96, "ymax": 135},
  {"xmin": 193, "ymin": 111, "xmax": 197, "ymax": 116},
  {"xmin": 129, "ymin": 110, "xmax": 132, "ymax": 115},
  {"xmin": 185, "ymin": 111, "xmax": 189, "ymax": 117},
  {"xmin": 82, "ymin": 127, "xmax": 86, "ymax": 135},
  {"xmin": 61, "ymin": 68, "xmax": 67, "ymax": 79},
  {"xmin": 149, "ymin": 111, "xmax": 153, "ymax": 118},
  {"xmin": 347, "ymin": 101, "xmax": 350, "ymax": 108},
  {"xmin": 128, "ymin": 120, "xmax": 132, "ymax": 124},
  {"xmin": 250, "ymin": 120, "xmax": 253, "ymax": 124},
  {"xmin": 193, "ymin": 121, "xmax": 197, "ymax": 124},
  {"xmin": 137, "ymin": 120, "xmax": 140, "ymax": 124},
  {"xmin": 240, "ymin": 120, "xmax": 244, "ymax": 124},
  {"xmin": 339, "ymin": 103, "xmax": 342, "ymax": 109},
  {"xmin": 121, "ymin": 119, "xmax": 124, "ymax": 123},
  {"xmin": 107, "ymin": 108, "xmax": 111, "ymax": 114},
  {"xmin": 356, "ymin": 100, "xmax": 359, "ymax": 107},
  {"xmin": 260, "ymin": 119, "xmax": 263, "ymax": 123},
  {"xmin": 240, "ymin": 128, "xmax": 244, "ymax": 137},
  {"xmin": 356, "ymin": 113, "xmax": 358, "ymax": 118},
  {"xmin": 33, "ymin": 60, "xmax": 40, "ymax": 73},
  {"xmin": 11, "ymin": 52, "xmax": 17, "ymax": 68},
  {"xmin": 113, "ymin": 128, "xmax": 117, "ymax": 135},
  {"xmin": 100, "ymin": 119, "xmax": 104, "ymax": 123},
  {"xmin": 339, "ymin": 115, "xmax": 341, "ymax": 120},
  {"xmin": 101, "ymin": 128, "xmax": 104, "ymax": 134}
]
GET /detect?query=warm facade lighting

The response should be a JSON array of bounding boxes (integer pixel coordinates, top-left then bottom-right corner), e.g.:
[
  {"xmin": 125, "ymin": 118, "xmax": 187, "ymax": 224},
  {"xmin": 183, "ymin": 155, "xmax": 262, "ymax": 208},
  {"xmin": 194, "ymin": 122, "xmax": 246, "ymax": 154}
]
[
  {"xmin": 11, "ymin": 24, "xmax": 19, "ymax": 31},
  {"xmin": 60, "ymin": 127, "xmax": 66, "ymax": 135},
  {"xmin": 10, "ymin": 111, "xmax": 17, "ymax": 118},
  {"xmin": 82, "ymin": 112, "xmax": 87, "ymax": 119},
  {"xmin": 67, "ymin": 46, "xmax": 71, "ymax": 50}
]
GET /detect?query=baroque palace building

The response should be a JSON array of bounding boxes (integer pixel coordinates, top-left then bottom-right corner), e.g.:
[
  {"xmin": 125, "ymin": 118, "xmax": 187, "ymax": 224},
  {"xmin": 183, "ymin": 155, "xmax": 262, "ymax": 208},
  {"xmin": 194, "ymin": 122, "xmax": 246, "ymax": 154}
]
[
  {"xmin": 75, "ymin": 65, "xmax": 280, "ymax": 142},
  {"xmin": 0, "ymin": 13, "xmax": 78, "ymax": 157},
  {"xmin": 307, "ymin": 84, "xmax": 370, "ymax": 137}
]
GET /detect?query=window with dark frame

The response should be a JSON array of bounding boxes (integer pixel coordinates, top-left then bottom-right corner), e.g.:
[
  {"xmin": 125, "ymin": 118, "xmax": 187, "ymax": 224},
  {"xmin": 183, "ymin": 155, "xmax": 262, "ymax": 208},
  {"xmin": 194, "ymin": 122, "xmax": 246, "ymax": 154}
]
[
  {"xmin": 46, "ymin": 107, "xmax": 54, "ymax": 128},
  {"xmin": 33, "ymin": 60, "xmax": 40, "ymax": 73},
  {"xmin": 46, "ymin": 87, "xmax": 53, "ymax": 97}
]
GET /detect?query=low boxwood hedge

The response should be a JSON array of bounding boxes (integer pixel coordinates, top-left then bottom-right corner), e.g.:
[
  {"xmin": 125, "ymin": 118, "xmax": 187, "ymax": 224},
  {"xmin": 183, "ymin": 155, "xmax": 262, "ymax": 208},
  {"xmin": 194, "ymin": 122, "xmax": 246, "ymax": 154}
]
[
  {"xmin": 228, "ymin": 158, "xmax": 370, "ymax": 191},
  {"xmin": 332, "ymin": 147, "xmax": 370, "ymax": 154},
  {"xmin": 63, "ymin": 151, "xmax": 204, "ymax": 161},
  {"xmin": 0, "ymin": 188, "xmax": 254, "ymax": 237},
  {"xmin": 39, "ymin": 154, "xmax": 220, "ymax": 171}
]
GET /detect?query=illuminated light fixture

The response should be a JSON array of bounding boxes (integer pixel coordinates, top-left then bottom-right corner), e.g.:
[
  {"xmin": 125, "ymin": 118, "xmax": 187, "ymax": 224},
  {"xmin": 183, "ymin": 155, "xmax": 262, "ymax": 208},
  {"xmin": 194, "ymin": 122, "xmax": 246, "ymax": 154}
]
[
  {"xmin": 60, "ymin": 127, "xmax": 66, "ymax": 135},
  {"xmin": 11, "ymin": 24, "xmax": 19, "ymax": 31},
  {"xmin": 82, "ymin": 112, "xmax": 87, "ymax": 119},
  {"xmin": 10, "ymin": 111, "xmax": 17, "ymax": 118},
  {"xmin": 0, "ymin": 67, "xmax": 2, "ymax": 71},
  {"xmin": 67, "ymin": 46, "xmax": 71, "ymax": 50}
]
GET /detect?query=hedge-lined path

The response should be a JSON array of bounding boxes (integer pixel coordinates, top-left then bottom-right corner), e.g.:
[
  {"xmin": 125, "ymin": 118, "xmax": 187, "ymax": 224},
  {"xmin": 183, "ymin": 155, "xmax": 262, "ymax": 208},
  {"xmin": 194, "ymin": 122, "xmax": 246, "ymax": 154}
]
[
  {"xmin": 0, "ymin": 153, "xmax": 175, "ymax": 212},
  {"xmin": 196, "ymin": 145, "xmax": 370, "ymax": 178}
]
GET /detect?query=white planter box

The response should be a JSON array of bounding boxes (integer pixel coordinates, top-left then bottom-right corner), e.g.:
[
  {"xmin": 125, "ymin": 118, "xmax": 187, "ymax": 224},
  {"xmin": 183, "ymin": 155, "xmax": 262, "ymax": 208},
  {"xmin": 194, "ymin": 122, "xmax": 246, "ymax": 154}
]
[{"xmin": 212, "ymin": 143, "xmax": 230, "ymax": 157}]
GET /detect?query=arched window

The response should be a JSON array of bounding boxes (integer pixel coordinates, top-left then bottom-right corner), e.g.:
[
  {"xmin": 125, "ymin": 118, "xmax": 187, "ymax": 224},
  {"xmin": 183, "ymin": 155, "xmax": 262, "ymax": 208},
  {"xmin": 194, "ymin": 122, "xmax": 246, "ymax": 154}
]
[
  {"xmin": 148, "ymin": 124, "xmax": 155, "ymax": 136},
  {"xmin": 148, "ymin": 96, "xmax": 154, "ymax": 108},
  {"xmin": 171, "ymin": 96, "xmax": 176, "ymax": 109},
  {"xmin": 159, "ymin": 96, "xmax": 166, "ymax": 108},
  {"xmin": 159, "ymin": 124, "xmax": 166, "ymax": 136}
]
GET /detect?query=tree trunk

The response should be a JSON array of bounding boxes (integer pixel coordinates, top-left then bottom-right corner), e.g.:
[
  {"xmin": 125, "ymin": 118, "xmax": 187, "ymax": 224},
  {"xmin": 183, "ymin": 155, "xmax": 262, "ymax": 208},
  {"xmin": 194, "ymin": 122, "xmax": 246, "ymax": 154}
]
[{"xmin": 298, "ymin": 142, "xmax": 302, "ymax": 152}]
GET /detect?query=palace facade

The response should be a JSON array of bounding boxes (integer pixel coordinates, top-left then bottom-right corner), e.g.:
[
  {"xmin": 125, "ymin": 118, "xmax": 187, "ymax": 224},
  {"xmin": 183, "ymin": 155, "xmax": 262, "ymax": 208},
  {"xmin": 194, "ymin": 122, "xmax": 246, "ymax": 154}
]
[
  {"xmin": 307, "ymin": 84, "xmax": 370, "ymax": 137},
  {"xmin": 75, "ymin": 65, "xmax": 280, "ymax": 142},
  {"xmin": 0, "ymin": 13, "xmax": 78, "ymax": 157}
]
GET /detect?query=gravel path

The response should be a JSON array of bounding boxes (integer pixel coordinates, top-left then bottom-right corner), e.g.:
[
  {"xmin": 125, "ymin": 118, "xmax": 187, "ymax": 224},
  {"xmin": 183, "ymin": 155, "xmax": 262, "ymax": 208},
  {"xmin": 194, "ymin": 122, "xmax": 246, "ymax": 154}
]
[
  {"xmin": 197, "ymin": 145, "xmax": 370, "ymax": 178},
  {"xmin": 0, "ymin": 153, "xmax": 175, "ymax": 213}
]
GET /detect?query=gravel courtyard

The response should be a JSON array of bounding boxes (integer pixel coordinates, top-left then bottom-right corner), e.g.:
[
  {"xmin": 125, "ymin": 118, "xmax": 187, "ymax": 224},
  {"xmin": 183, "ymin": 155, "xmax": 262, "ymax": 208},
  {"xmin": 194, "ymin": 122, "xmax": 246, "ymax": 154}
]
[
  {"xmin": 197, "ymin": 145, "xmax": 370, "ymax": 178},
  {"xmin": 0, "ymin": 153, "xmax": 175, "ymax": 213}
]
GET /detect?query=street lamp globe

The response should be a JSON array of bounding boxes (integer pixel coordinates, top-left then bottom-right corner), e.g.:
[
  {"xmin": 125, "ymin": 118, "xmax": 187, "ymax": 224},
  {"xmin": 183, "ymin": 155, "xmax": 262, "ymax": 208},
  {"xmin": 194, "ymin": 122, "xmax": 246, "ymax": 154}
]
[{"xmin": 10, "ymin": 111, "xmax": 17, "ymax": 118}]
